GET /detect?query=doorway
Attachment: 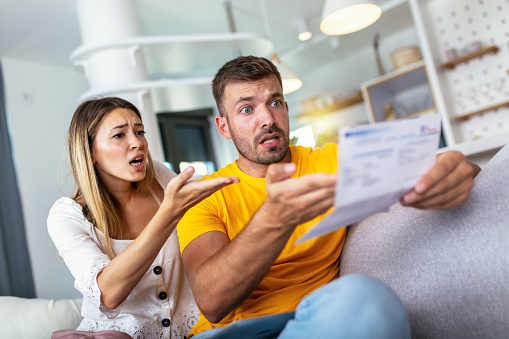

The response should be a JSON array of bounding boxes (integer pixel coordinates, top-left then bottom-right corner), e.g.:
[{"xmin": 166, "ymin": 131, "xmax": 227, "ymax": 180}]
[{"xmin": 158, "ymin": 109, "xmax": 217, "ymax": 176}]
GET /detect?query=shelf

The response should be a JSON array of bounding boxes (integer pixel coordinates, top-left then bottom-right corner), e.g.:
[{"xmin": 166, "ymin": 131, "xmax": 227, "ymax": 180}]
[
  {"xmin": 78, "ymin": 77, "xmax": 213, "ymax": 102},
  {"xmin": 70, "ymin": 32, "xmax": 271, "ymax": 63},
  {"xmin": 441, "ymin": 45, "xmax": 500, "ymax": 69},
  {"xmin": 454, "ymin": 100, "xmax": 509, "ymax": 122},
  {"xmin": 438, "ymin": 133, "xmax": 509, "ymax": 157},
  {"xmin": 297, "ymin": 93, "xmax": 364, "ymax": 120},
  {"xmin": 363, "ymin": 60, "xmax": 426, "ymax": 87}
]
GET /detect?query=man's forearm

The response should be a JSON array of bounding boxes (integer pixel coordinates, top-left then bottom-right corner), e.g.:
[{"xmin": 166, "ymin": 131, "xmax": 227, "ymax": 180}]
[{"xmin": 185, "ymin": 204, "xmax": 296, "ymax": 323}]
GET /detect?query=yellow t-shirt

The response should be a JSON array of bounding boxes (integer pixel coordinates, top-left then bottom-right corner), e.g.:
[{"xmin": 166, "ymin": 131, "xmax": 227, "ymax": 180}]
[{"xmin": 177, "ymin": 144, "xmax": 346, "ymax": 337}]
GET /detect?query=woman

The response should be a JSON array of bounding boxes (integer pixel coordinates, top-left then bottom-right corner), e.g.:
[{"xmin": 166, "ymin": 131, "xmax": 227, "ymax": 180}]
[{"xmin": 47, "ymin": 97, "xmax": 238, "ymax": 338}]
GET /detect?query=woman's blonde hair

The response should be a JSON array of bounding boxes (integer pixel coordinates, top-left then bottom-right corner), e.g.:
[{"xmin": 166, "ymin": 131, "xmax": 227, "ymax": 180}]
[{"xmin": 67, "ymin": 97, "xmax": 154, "ymax": 258}]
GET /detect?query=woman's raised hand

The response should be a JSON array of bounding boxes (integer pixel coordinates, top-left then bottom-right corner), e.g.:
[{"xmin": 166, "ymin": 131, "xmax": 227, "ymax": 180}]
[{"xmin": 163, "ymin": 166, "xmax": 239, "ymax": 218}]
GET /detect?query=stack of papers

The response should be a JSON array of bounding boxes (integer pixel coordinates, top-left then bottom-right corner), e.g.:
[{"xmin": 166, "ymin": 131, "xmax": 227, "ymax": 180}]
[{"xmin": 298, "ymin": 114, "xmax": 442, "ymax": 243}]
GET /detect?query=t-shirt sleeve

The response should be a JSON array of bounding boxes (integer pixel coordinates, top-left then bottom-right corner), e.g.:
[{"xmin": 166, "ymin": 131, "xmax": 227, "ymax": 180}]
[
  {"xmin": 47, "ymin": 198, "xmax": 120, "ymax": 318},
  {"xmin": 176, "ymin": 191, "xmax": 227, "ymax": 255}
]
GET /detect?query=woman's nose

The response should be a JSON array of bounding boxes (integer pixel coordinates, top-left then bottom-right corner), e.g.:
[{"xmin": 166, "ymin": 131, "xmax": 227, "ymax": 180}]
[{"xmin": 129, "ymin": 133, "xmax": 143, "ymax": 149}]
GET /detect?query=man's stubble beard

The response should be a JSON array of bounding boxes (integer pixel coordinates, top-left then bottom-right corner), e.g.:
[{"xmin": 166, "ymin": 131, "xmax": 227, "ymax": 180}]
[{"xmin": 229, "ymin": 124, "xmax": 290, "ymax": 165}]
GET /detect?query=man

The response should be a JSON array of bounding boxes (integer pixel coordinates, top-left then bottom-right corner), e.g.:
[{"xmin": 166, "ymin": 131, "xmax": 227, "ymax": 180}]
[{"xmin": 176, "ymin": 56, "xmax": 479, "ymax": 338}]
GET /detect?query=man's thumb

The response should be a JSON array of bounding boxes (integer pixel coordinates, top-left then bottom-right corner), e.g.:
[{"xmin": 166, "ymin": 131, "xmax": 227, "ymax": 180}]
[{"xmin": 266, "ymin": 163, "xmax": 296, "ymax": 185}]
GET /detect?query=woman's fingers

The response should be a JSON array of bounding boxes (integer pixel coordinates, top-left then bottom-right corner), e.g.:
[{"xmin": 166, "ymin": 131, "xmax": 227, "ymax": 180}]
[
  {"xmin": 183, "ymin": 176, "xmax": 240, "ymax": 200},
  {"xmin": 165, "ymin": 166, "xmax": 196, "ymax": 192}
]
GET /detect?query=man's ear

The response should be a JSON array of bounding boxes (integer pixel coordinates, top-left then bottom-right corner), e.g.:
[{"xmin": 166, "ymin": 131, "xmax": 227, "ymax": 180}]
[{"xmin": 215, "ymin": 115, "xmax": 232, "ymax": 140}]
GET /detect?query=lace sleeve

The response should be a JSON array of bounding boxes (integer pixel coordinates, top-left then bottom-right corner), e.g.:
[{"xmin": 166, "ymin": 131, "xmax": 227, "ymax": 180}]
[{"xmin": 47, "ymin": 197, "xmax": 120, "ymax": 318}]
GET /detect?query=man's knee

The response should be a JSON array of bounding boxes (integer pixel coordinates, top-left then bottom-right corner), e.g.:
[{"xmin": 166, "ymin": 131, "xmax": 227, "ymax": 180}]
[{"xmin": 290, "ymin": 274, "xmax": 410, "ymax": 338}]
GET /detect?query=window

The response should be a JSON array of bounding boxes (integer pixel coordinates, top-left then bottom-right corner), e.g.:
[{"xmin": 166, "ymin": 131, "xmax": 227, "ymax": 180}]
[{"xmin": 158, "ymin": 109, "xmax": 217, "ymax": 176}]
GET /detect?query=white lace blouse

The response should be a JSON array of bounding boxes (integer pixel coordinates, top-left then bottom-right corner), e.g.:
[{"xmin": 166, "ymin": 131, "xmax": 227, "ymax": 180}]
[{"xmin": 47, "ymin": 161, "xmax": 199, "ymax": 339}]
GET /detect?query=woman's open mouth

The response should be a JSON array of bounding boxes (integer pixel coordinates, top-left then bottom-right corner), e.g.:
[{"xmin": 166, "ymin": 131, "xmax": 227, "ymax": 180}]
[{"xmin": 129, "ymin": 157, "xmax": 145, "ymax": 170}]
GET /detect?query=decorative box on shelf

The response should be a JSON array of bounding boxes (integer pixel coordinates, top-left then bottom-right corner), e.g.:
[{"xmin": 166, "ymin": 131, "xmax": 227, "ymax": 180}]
[{"xmin": 361, "ymin": 60, "xmax": 436, "ymax": 123}]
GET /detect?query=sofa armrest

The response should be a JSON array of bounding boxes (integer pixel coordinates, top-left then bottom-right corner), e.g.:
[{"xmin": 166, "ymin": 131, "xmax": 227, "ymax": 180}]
[
  {"xmin": 0, "ymin": 296, "xmax": 82, "ymax": 339},
  {"xmin": 339, "ymin": 144, "xmax": 509, "ymax": 338}
]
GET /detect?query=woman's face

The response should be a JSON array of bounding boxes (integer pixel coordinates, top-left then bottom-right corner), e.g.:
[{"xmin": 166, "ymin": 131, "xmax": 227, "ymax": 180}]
[{"xmin": 91, "ymin": 108, "xmax": 148, "ymax": 189}]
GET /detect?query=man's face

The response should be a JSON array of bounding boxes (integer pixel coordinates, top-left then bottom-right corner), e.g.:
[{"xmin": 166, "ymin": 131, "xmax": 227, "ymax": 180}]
[{"xmin": 216, "ymin": 75, "xmax": 290, "ymax": 168}]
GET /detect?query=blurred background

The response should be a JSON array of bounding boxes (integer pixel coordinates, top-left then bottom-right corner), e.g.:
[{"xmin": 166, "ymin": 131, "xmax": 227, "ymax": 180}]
[{"xmin": 1, "ymin": 0, "xmax": 508, "ymax": 299}]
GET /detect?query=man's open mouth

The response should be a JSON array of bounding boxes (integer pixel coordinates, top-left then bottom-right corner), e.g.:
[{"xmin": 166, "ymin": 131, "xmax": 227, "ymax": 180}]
[{"xmin": 261, "ymin": 136, "xmax": 279, "ymax": 144}]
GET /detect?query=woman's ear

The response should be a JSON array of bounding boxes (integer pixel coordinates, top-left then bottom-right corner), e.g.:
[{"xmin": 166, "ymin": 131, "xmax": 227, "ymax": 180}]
[
  {"xmin": 215, "ymin": 115, "xmax": 232, "ymax": 140},
  {"xmin": 90, "ymin": 148, "xmax": 96, "ymax": 165}
]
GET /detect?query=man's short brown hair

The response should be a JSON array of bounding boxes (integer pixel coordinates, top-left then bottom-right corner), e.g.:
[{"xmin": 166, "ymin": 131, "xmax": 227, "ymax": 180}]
[{"xmin": 212, "ymin": 56, "xmax": 283, "ymax": 117}]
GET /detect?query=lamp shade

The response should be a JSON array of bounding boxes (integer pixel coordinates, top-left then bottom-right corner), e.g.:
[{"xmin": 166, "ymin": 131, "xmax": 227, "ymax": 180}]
[
  {"xmin": 271, "ymin": 54, "xmax": 302, "ymax": 95},
  {"xmin": 320, "ymin": 0, "xmax": 382, "ymax": 35},
  {"xmin": 297, "ymin": 18, "xmax": 312, "ymax": 41}
]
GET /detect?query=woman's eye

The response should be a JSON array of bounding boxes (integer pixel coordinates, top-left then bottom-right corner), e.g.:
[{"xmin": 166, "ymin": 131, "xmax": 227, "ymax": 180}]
[
  {"xmin": 136, "ymin": 130, "xmax": 146, "ymax": 136},
  {"xmin": 113, "ymin": 133, "xmax": 124, "ymax": 139},
  {"xmin": 240, "ymin": 107, "xmax": 252, "ymax": 114}
]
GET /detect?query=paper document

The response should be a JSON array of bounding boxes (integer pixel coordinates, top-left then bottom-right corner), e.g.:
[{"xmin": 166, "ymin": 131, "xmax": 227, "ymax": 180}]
[{"xmin": 298, "ymin": 114, "xmax": 442, "ymax": 243}]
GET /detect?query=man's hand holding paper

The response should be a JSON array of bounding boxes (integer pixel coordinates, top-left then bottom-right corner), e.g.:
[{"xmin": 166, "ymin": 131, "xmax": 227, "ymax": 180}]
[
  {"xmin": 401, "ymin": 149, "xmax": 480, "ymax": 210},
  {"xmin": 298, "ymin": 114, "xmax": 480, "ymax": 243}
]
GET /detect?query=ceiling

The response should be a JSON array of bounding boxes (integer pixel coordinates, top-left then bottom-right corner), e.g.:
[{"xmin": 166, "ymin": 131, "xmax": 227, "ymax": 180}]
[
  {"xmin": 0, "ymin": 0, "xmax": 326, "ymax": 70},
  {"xmin": 0, "ymin": 0, "xmax": 414, "ymax": 114}
]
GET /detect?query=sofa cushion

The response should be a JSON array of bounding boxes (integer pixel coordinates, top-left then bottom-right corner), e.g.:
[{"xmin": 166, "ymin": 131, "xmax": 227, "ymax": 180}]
[
  {"xmin": 0, "ymin": 296, "xmax": 82, "ymax": 339},
  {"xmin": 339, "ymin": 144, "xmax": 509, "ymax": 338}
]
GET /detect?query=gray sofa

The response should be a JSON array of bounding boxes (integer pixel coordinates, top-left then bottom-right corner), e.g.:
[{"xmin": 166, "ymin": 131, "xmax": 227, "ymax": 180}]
[{"xmin": 340, "ymin": 143, "xmax": 509, "ymax": 338}]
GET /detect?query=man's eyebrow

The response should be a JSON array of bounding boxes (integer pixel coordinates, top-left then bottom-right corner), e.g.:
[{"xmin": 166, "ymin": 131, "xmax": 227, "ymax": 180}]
[
  {"xmin": 234, "ymin": 92, "xmax": 283, "ymax": 107},
  {"xmin": 234, "ymin": 96, "xmax": 254, "ymax": 107}
]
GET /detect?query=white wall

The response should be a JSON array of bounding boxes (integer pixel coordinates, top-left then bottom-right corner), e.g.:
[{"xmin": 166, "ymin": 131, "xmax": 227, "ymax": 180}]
[{"xmin": 3, "ymin": 58, "xmax": 88, "ymax": 299}]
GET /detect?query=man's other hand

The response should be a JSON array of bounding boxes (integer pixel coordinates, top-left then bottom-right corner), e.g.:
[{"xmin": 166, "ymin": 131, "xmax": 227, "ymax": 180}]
[{"xmin": 401, "ymin": 151, "xmax": 481, "ymax": 210}]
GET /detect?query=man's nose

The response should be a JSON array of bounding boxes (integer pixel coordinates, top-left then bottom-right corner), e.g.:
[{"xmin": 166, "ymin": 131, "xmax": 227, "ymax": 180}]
[{"xmin": 259, "ymin": 106, "xmax": 276, "ymax": 128}]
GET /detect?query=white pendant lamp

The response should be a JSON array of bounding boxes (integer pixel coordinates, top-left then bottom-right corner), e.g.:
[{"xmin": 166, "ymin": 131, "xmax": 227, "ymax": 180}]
[
  {"xmin": 320, "ymin": 0, "xmax": 382, "ymax": 35},
  {"xmin": 297, "ymin": 18, "xmax": 312, "ymax": 41},
  {"xmin": 271, "ymin": 54, "xmax": 303, "ymax": 95}
]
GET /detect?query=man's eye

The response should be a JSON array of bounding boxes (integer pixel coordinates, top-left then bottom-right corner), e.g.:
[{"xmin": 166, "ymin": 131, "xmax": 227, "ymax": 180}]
[
  {"xmin": 241, "ymin": 107, "xmax": 252, "ymax": 114},
  {"xmin": 271, "ymin": 100, "xmax": 281, "ymax": 107}
]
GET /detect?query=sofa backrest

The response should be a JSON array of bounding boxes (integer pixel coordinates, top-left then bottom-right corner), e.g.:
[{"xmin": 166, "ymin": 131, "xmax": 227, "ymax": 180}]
[{"xmin": 0, "ymin": 296, "xmax": 82, "ymax": 339}]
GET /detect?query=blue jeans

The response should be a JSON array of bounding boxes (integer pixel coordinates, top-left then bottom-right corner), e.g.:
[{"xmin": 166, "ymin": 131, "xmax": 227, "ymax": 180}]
[{"xmin": 192, "ymin": 274, "xmax": 411, "ymax": 338}]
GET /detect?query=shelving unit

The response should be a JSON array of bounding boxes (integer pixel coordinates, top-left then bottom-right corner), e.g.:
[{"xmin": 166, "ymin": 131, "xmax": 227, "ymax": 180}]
[
  {"xmin": 440, "ymin": 45, "xmax": 500, "ymax": 69},
  {"xmin": 407, "ymin": 0, "xmax": 509, "ymax": 157},
  {"xmin": 70, "ymin": 32, "xmax": 271, "ymax": 64}
]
